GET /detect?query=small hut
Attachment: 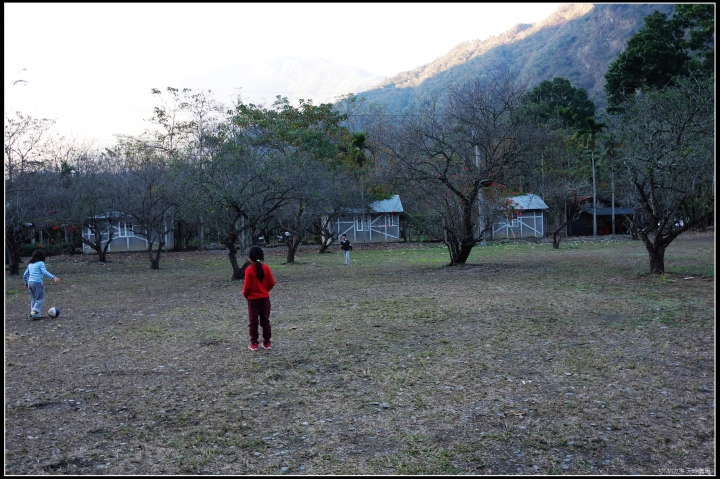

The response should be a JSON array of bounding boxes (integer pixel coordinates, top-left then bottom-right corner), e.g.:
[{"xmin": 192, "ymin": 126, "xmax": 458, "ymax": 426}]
[
  {"xmin": 330, "ymin": 195, "xmax": 404, "ymax": 244},
  {"xmin": 491, "ymin": 194, "xmax": 548, "ymax": 239}
]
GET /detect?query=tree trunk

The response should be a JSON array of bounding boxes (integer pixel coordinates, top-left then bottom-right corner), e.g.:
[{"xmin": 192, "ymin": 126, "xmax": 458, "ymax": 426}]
[
  {"xmin": 451, "ymin": 241, "xmax": 474, "ymax": 265},
  {"xmin": 100, "ymin": 238, "xmax": 113, "ymax": 263},
  {"xmin": 152, "ymin": 241, "xmax": 164, "ymax": 270},
  {"xmin": 286, "ymin": 235, "xmax": 302, "ymax": 263},
  {"xmin": 148, "ymin": 241, "xmax": 163, "ymax": 270},
  {"xmin": 6, "ymin": 229, "xmax": 35, "ymax": 275},
  {"xmin": 173, "ymin": 221, "xmax": 182, "ymax": 252},
  {"xmin": 80, "ymin": 237, "xmax": 109, "ymax": 263},
  {"xmin": 198, "ymin": 217, "xmax": 205, "ymax": 251},
  {"xmin": 449, "ymin": 202, "xmax": 477, "ymax": 265},
  {"xmin": 648, "ymin": 250, "xmax": 665, "ymax": 274},
  {"xmin": 318, "ymin": 236, "xmax": 335, "ymax": 253},
  {"xmin": 227, "ymin": 241, "xmax": 244, "ymax": 280},
  {"xmin": 629, "ymin": 217, "xmax": 640, "ymax": 240},
  {"xmin": 642, "ymin": 241, "xmax": 666, "ymax": 273},
  {"xmin": 6, "ymin": 242, "xmax": 21, "ymax": 275},
  {"xmin": 317, "ymin": 217, "xmax": 337, "ymax": 253},
  {"xmin": 552, "ymin": 221, "xmax": 569, "ymax": 249},
  {"xmin": 638, "ymin": 233, "xmax": 667, "ymax": 274},
  {"xmin": 449, "ymin": 227, "xmax": 475, "ymax": 265}
]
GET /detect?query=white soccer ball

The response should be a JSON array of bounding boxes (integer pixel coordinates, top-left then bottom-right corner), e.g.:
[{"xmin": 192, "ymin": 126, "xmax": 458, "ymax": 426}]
[{"xmin": 48, "ymin": 307, "xmax": 60, "ymax": 318}]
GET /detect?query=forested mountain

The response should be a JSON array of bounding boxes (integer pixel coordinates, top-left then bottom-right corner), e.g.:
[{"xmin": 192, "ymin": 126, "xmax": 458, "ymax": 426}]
[{"xmin": 357, "ymin": 3, "xmax": 675, "ymax": 112}]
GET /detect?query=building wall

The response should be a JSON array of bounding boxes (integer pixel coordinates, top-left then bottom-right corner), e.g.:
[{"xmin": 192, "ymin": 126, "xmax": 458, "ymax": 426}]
[
  {"xmin": 492, "ymin": 210, "xmax": 545, "ymax": 239},
  {"xmin": 568, "ymin": 214, "xmax": 634, "ymax": 236},
  {"xmin": 82, "ymin": 220, "xmax": 175, "ymax": 253},
  {"xmin": 331, "ymin": 213, "xmax": 401, "ymax": 243}
]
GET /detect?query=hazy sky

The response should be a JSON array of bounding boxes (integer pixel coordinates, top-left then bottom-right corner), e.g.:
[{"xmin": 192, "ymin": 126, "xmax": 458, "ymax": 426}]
[{"xmin": 5, "ymin": 3, "xmax": 561, "ymax": 147}]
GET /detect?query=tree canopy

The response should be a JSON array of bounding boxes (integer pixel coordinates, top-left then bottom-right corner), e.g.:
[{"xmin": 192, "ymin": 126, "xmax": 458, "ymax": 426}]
[
  {"xmin": 605, "ymin": 6, "xmax": 715, "ymax": 111},
  {"xmin": 520, "ymin": 77, "xmax": 595, "ymax": 129},
  {"xmin": 609, "ymin": 77, "xmax": 714, "ymax": 273}
]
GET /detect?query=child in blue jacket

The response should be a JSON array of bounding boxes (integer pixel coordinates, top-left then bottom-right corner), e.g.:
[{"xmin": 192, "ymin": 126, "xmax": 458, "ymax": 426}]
[{"xmin": 23, "ymin": 249, "xmax": 60, "ymax": 319}]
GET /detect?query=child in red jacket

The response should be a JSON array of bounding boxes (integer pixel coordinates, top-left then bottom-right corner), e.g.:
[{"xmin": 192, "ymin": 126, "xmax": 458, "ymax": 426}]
[{"xmin": 242, "ymin": 246, "xmax": 276, "ymax": 351}]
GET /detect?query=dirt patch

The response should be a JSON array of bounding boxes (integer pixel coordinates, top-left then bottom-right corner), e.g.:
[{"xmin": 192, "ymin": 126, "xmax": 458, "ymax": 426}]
[{"xmin": 5, "ymin": 233, "xmax": 715, "ymax": 474}]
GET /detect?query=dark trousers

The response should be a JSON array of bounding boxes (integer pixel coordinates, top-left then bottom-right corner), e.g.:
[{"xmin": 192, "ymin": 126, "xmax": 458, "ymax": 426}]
[{"xmin": 247, "ymin": 297, "xmax": 271, "ymax": 344}]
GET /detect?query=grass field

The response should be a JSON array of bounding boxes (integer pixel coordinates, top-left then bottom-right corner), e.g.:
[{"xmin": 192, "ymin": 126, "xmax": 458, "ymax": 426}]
[{"xmin": 4, "ymin": 233, "xmax": 715, "ymax": 474}]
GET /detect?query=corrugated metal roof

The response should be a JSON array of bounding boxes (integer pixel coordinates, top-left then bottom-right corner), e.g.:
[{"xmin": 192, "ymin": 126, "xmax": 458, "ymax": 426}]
[
  {"xmin": 369, "ymin": 195, "xmax": 404, "ymax": 213},
  {"xmin": 507, "ymin": 195, "xmax": 548, "ymax": 210}
]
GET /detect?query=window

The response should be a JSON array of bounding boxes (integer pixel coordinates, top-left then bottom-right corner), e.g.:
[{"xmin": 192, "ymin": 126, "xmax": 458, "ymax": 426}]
[
  {"xmin": 386, "ymin": 213, "xmax": 396, "ymax": 226},
  {"xmin": 118, "ymin": 222, "xmax": 134, "ymax": 237},
  {"xmin": 509, "ymin": 213, "xmax": 519, "ymax": 227},
  {"xmin": 356, "ymin": 216, "xmax": 365, "ymax": 231}
]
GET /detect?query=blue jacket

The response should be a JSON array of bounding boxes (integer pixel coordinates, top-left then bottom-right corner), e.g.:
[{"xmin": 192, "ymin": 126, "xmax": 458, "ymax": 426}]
[{"xmin": 23, "ymin": 261, "xmax": 55, "ymax": 285}]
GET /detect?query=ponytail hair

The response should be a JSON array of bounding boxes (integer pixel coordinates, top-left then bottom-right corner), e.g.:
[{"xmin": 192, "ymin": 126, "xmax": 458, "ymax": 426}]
[{"xmin": 247, "ymin": 245, "xmax": 265, "ymax": 281}]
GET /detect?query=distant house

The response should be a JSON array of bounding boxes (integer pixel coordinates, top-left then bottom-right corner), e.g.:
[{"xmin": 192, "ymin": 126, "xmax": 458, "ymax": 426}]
[
  {"xmin": 81, "ymin": 213, "xmax": 175, "ymax": 254},
  {"xmin": 566, "ymin": 196, "xmax": 634, "ymax": 236},
  {"xmin": 329, "ymin": 195, "xmax": 404, "ymax": 244},
  {"xmin": 491, "ymin": 194, "xmax": 548, "ymax": 239}
]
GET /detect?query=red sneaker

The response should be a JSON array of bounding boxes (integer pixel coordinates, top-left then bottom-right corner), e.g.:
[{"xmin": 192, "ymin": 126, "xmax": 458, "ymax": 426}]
[
  {"xmin": 248, "ymin": 343, "xmax": 259, "ymax": 351},
  {"xmin": 262, "ymin": 341, "xmax": 272, "ymax": 350}
]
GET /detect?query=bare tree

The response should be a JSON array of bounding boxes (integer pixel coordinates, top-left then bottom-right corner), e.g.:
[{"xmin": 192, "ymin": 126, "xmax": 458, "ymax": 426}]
[
  {"xmin": 4, "ymin": 111, "xmax": 55, "ymax": 183},
  {"xmin": 4, "ymin": 112, "xmax": 56, "ymax": 274},
  {"xmin": 194, "ymin": 132, "xmax": 293, "ymax": 279},
  {"xmin": 50, "ymin": 149, "xmax": 126, "ymax": 262},
  {"xmin": 316, "ymin": 172, "xmax": 360, "ymax": 253},
  {"xmin": 275, "ymin": 154, "xmax": 343, "ymax": 263},
  {"xmin": 387, "ymin": 71, "xmax": 532, "ymax": 265},
  {"xmin": 110, "ymin": 140, "xmax": 181, "ymax": 270},
  {"xmin": 148, "ymin": 87, "xmax": 225, "ymax": 252},
  {"xmin": 610, "ymin": 77, "xmax": 714, "ymax": 273}
]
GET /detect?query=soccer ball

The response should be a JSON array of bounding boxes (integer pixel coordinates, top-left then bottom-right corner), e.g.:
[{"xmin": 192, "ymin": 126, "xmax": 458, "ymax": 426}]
[{"xmin": 48, "ymin": 307, "xmax": 60, "ymax": 318}]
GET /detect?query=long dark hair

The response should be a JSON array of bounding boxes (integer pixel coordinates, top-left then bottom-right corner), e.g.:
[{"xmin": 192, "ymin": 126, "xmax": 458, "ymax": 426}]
[
  {"xmin": 29, "ymin": 249, "xmax": 46, "ymax": 264},
  {"xmin": 247, "ymin": 245, "xmax": 265, "ymax": 281}
]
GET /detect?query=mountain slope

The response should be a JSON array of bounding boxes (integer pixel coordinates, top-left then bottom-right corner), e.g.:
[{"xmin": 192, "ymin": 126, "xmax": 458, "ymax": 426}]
[
  {"xmin": 183, "ymin": 56, "xmax": 386, "ymax": 106},
  {"xmin": 358, "ymin": 3, "xmax": 675, "ymax": 112}
]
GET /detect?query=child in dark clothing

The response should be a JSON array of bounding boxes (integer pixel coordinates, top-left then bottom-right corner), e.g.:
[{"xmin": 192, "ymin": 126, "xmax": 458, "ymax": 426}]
[
  {"xmin": 242, "ymin": 246, "xmax": 276, "ymax": 350},
  {"xmin": 340, "ymin": 234, "xmax": 352, "ymax": 266}
]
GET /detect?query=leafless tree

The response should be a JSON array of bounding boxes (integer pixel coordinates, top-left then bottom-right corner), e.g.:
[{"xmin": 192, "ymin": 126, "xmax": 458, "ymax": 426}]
[
  {"xmin": 109, "ymin": 139, "xmax": 182, "ymax": 270},
  {"xmin": 609, "ymin": 77, "xmax": 714, "ymax": 273},
  {"xmin": 386, "ymin": 70, "xmax": 533, "ymax": 265},
  {"xmin": 4, "ymin": 112, "xmax": 57, "ymax": 274}
]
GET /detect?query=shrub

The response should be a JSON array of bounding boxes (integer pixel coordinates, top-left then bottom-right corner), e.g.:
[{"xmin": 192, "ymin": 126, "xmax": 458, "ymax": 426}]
[{"xmin": 20, "ymin": 242, "xmax": 75, "ymax": 257}]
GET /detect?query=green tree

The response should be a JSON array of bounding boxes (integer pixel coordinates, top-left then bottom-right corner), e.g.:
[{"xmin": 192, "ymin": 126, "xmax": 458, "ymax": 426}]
[
  {"xmin": 234, "ymin": 96, "xmax": 354, "ymax": 263},
  {"xmin": 605, "ymin": 6, "xmax": 715, "ymax": 111},
  {"xmin": 605, "ymin": 11, "xmax": 688, "ymax": 111},
  {"xmin": 521, "ymin": 77, "xmax": 595, "ymax": 129},
  {"xmin": 674, "ymin": 4, "xmax": 715, "ymax": 77}
]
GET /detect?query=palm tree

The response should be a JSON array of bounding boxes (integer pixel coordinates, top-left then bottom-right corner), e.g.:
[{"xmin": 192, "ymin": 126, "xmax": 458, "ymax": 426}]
[
  {"xmin": 349, "ymin": 131, "xmax": 372, "ymax": 243},
  {"xmin": 349, "ymin": 131, "xmax": 369, "ymax": 168}
]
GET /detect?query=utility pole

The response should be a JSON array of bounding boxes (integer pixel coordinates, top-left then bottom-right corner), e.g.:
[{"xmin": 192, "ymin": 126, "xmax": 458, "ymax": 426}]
[
  {"xmin": 475, "ymin": 140, "xmax": 487, "ymax": 246},
  {"xmin": 611, "ymin": 168, "xmax": 615, "ymax": 235},
  {"xmin": 592, "ymin": 149, "xmax": 597, "ymax": 237}
]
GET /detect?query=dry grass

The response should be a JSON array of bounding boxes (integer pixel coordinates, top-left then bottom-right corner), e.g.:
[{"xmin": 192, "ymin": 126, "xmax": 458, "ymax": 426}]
[{"xmin": 4, "ymin": 233, "xmax": 715, "ymax": 475}]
